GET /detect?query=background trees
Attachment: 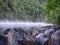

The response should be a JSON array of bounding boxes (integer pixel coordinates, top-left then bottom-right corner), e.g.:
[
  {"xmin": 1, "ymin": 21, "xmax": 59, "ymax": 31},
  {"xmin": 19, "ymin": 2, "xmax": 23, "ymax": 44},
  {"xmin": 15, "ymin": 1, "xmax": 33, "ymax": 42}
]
[
  {"xmin": 46, "ymin": 0, "xmax": 60, "ymax": 25},
  {"xmin": 0, "ymin": 0, "xmax": 46, "ymax": 21},
  {"xmin": 1, "ymin": 0, "xmax": 60, "ymax": 25}
]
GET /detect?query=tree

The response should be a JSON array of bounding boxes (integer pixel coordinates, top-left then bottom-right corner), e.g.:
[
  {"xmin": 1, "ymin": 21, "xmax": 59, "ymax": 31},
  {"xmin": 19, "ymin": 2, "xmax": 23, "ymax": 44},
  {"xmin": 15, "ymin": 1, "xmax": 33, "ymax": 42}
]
[{"xmin": 46, "ymin": 0, "xmax": 60, "ymax": 25}]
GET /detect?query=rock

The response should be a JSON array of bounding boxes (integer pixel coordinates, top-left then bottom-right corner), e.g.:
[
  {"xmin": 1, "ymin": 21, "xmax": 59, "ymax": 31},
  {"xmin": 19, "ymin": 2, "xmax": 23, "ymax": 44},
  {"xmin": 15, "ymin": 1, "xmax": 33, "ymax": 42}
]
[
  {"xmin": 44, "ymin": 29, "xmax": 55, "ymax": 37},
  {"xmin": 18, "ymin": 40, "xmax": 37, "ymax": 45},
  {"xmin": 35, "ymin": 33, "xmax": 44, "ymax": 38},
  {"xmin": 35, "ymin": 32, "xmax": 49, "ymax": 45},
  {"xmin": 8, "ymin": 28, "xmax": 38, "ymax": 45},
  {"xmin": 31, "ymin": 27, "xmax": 40, "ymax": 37},
  {"xmin": 4, "ymin": 28, "xmax": 10, "ymax": 35},
  {"xmin": 0, "ymin": 36, "xmax": 8, "ymax": 45},
  {"xmin": 35, "ymin": 37, "xmax": 48, "ymax": 45},
  {"xmin": 14, "ymin": 28, "xmax": 34, "ymax": 41},
  {"xmin": 51, "ymin": 30, "xmax": 60, "ymax": 45},
  {"xmin": 0, "ymin": 28, "xmax": 10, "ymax": 37},
  {"xmin": 54, "ymin": 25, "xmax": 60, "ymax": 30},
  {"xmin": 0, "ymin": 28, "xmax": 5, "ymax": 37},
  {"xmin": 8, "ymin": 29, "xmax": 18, "ymax": 45}
]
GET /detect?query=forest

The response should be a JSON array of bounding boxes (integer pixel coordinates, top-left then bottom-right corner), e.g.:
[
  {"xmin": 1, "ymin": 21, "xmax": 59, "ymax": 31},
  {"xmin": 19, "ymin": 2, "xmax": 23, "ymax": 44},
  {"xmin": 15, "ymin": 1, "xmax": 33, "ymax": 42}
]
[
  {"xmin": 0, "ymin": 0, "xmax": 46, "ymax": 21},
  {"xmin": 0, "ymin": 0, "xmax": 60, "ymax": 25}
]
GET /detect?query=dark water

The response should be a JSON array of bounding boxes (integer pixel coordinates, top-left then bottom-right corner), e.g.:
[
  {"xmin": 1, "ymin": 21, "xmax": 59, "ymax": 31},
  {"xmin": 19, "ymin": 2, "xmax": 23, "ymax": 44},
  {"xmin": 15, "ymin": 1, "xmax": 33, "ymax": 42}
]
[{"xmin": 0, "ymin": 36, "xmax": 8, "ymax": 45}]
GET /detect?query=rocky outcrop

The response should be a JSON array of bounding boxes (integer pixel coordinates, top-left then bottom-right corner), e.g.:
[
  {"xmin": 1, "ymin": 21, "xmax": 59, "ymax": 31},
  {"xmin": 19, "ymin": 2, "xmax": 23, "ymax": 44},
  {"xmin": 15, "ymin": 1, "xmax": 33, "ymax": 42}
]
[
  {"xmin": 7, "ymin": 28, "xmax": 39, "ymax": 45},
  {"xmin": 51, "ymin": 30, "xmax": 60, "ymax": 45},
  {"xmin": 0, "ymin": 26, "xmax": 60, "ymax": 45}
]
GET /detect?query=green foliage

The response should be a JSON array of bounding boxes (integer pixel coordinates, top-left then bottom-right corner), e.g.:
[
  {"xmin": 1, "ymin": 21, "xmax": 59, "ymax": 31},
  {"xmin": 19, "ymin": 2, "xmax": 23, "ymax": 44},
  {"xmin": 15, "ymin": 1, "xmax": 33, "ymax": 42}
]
[
  {"xmin": 46, "ymin": 0, "xmax": 60, "ymax": 25},
  {"xmin": 0, "ymin": 0, "xmax": 46, "ymax": 21}
]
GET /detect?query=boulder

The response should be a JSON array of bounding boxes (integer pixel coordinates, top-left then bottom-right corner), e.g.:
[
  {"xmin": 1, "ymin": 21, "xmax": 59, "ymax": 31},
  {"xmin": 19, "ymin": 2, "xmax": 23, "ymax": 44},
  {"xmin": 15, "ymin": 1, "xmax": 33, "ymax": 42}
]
[
  {"xmin": 35, "ymin": 32, "xmax": 49, "ymax": 45},
  {"xmin": 44, "ymin": 29, "xmax": 55, "ymax": 38},
  {"xmin": 51, "ymin": 30, "xmax": 60, "ymax": 45},
  {"xmin": 35, "ymin": 37, "xmax": 48, "ymax": 45}
]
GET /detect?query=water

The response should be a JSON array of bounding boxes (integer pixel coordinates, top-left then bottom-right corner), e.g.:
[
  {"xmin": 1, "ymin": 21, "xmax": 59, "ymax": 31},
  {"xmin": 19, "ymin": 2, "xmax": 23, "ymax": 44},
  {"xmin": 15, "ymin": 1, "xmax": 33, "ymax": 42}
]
[{"xmin": 0, "ymin": 21, "xmax": 53, "ymax": 28}]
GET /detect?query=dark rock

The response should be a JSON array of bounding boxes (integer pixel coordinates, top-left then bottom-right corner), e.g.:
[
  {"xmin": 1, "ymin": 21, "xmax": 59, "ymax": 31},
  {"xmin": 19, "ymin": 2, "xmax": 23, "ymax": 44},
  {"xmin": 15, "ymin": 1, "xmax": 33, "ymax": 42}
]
[
  {"xmin": 35, "ymin": 37, "xmax": 48, "ymax": 45},
  {"xmin": 35, "ymin": 32, "xmax": 49, "ymax": 45},
  {"xmin": 4, "ymin": 28, "xmax": 10, "ymax": 35},
  {"xmin": 54, "ymin": 26, "xmax": 60, "ymax": 30},
  {"xmin": 44, "ymin": 29, "xmax": 55, "ymax": 37},
  {"xmin": 0, "ymin": 36, "xmax": 8, "ymax": 45},
  {"xmin": 18, "ymin": 40, "xmax": 37, "ymax": 45},
  {"xmin": 51, "ymin": 30, "xmax": 60, "ymax": 45}
]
